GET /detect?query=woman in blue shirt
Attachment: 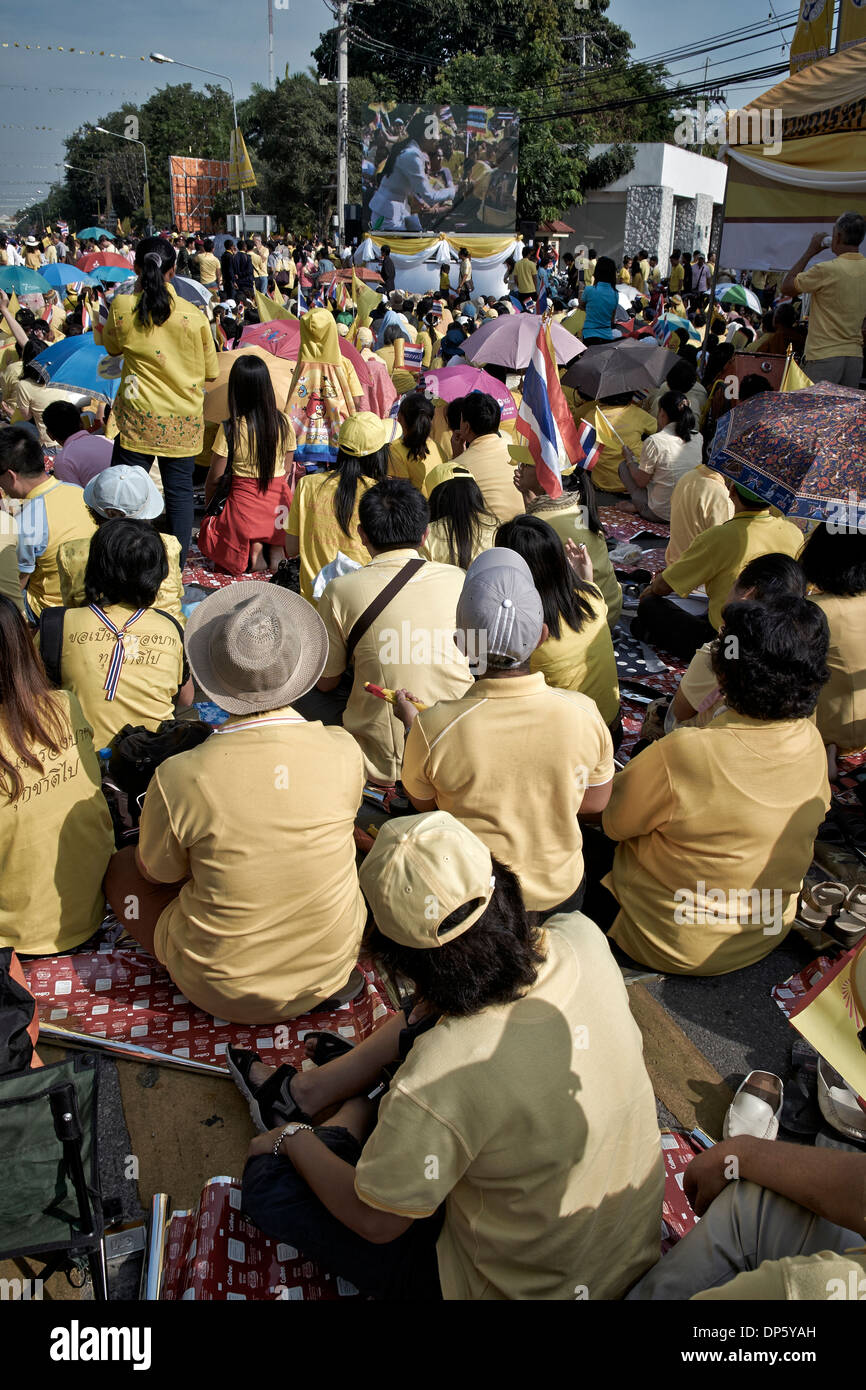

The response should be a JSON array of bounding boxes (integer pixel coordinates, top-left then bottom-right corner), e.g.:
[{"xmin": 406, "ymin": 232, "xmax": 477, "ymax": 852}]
[{"xmin": 580, "ymin": 256, "xmax": 622, "ymax": 346}]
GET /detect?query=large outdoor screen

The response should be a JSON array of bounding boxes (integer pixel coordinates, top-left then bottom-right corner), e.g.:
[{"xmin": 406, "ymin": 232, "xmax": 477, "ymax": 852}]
[{"xmin": 361, "ymin": 103, "xmax": 519, "ymax": 236}]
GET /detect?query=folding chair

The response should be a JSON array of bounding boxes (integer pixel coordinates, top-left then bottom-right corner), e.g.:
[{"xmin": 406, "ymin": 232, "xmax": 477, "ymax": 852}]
[{"xmin": 0, "ymin": 1051, "xmax": 107, "ymax": 1299}]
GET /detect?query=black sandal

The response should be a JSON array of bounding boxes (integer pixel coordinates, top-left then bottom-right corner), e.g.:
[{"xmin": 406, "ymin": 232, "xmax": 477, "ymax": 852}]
[
  {"xmin": 226, "ymin": 1046, "xmax": 313, "ymax": 1133},
  {"xmin": 302, "ymin": 1031, "xmax": 356, "ymax": 1066}
]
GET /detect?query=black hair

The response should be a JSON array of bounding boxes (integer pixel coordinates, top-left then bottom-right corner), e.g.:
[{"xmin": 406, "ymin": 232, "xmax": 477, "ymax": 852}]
[
  {"xmin": 368, "ymin": 857, "xmax": 544, "ymax": 1017},
  {"xmin": 380, "ymin": 244, "xmax": 391, "ymax": 256},
  {"xmin": 496, "ymin": 514, "xmax": 597, "ymax": 639},
  {"xmin": 397, "ymin": 392, "xmax": 435, "ymax": 463},
  {"xmin": 383, "ymin": 322, "xmax": 406, "ymax": 346},
  {"xmin": 773, "ymin": 302, "xmax": 798, "ymax": 329},
  {"xmin": 735, "ymin": 552, "xmax": 806, "ymax": 602},
  {"xmin": 331, "ymin": 447, "xmax": 389, "ymax": 537},
  {"xmin": 42, "ymin": 399, "xmax": 83, "ymax": 445},
  {"xmin": 428, "ymin": 471, "xmax": 492, "ymax": 569},
  {"xmin": 593, "ymin": 256, "xmax": 616, "ymax": 288},
  {"xmin": 459, "ymin": 391, "xmax": 500, "ymax": 437},
  {"xmin": 134, "ymin": 236, "xmax": 176, "ymax": 328},
  {"xmin": 711, "ymin": 597, "xmax": 829, "ymax": 720},
  {"xmin": 0, "ymin": 423, "xmax": 45, "ymax": 476},
  {"xmin": 381, "ymin": 113, "xmax": 430, "ymax": 179},
  {"xmin": 800, "ymin": 522, "xmax": 866, "ymax": 597},
  {"xmin": 665, "ymin": 357, "xmax": 697, "ymax": 393},
  {"xmin": 358, "ymin": 476, "xmax": 429, "ymax": 550},
  {"xmin": 224, "ymin": 355, "xmax": 291, "ymax": 493},
  {"xmin": 445, "ymin": 396, "xmax": 465, "ymax": 431},
  {"xmin": 563, "ymin": 467, "xmax": 603, "ymax": 535},
  {"xmin": 20, "ymin": 336, "xmax": 50, "ymax": 384},
  {"xmin": 658, "ymin": 390, "xmax": 696, "ymax": 441},
  {"xmin": 739, "ymin": 374, "xmax": 773, "ymax": 401},
  {"xmin": 83, "ymin": 517, "xmax": 169, "ymax": 609},
  {"xmin": 15, "ymin": 308, "xmax": 36, "ymax": 330}
]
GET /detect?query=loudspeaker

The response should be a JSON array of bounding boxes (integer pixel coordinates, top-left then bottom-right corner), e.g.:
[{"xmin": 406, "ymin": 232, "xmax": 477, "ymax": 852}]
[
  {"xmin": 519, "ymin": 219, "xmax": 537, "ymax": 245},
  {"xmin": 344, "ymin": 203, "xmax": 363, "ymax": 243}
]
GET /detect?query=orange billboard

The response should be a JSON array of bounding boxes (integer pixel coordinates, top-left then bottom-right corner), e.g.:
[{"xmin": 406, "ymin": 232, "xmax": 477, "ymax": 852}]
[{"xmin": 168, "ymin": 156, "xmax": 231, "ymax": 234}]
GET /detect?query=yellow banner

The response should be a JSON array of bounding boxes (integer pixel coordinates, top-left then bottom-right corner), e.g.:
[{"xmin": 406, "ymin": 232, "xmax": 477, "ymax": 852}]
[
  {"xmin": 838, "ymin": 0, "xmax": 866, "ymax": 48},
  {"xmin": 228, "ymin": 127, "xmax": 257, "ymax": 192},
  {"xmin": 142, "ymin": 182, "xmax": 152, "ymax": 225},
  {"xmin": 352, "ymin": 271, "xmax": 380, "ymax": 327},
  {"xmin": 254, "ymin": 289, "xmax": 295, "ymax": 322},
  {"xmin": 790, "ymin": 0, "xmax": 836, "ymax": 73}
]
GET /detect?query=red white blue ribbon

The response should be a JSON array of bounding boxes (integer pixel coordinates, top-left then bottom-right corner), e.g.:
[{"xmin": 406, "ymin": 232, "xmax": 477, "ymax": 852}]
[{"xmin": 89, "ymin": 604, "xmax": 146, "ymax": 701}]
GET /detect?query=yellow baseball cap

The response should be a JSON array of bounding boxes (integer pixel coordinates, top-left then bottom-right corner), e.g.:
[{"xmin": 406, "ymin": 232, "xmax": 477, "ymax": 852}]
[
  {"xmin": 338, "ymin": 412, "xmax": 397, "ymax": 456},
  {"xmin": 359, "ymin": 811, "xmax": 496, "ymax": 949},
  {"xmin": 424, "ymin": 460, "xmax": 473, "ymax": 495},
  {"xmin": 507, "ymin": 443, "xmax": 533, "ymax": 468}
]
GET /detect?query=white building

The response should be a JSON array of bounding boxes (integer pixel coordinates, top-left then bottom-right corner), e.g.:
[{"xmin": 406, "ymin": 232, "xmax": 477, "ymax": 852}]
[{"xmin": 560, "ymin": 142, "xmax": 728, "ymax": 264}]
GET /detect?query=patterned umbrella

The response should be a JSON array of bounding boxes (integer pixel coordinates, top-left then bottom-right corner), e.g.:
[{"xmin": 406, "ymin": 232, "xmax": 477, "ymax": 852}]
[
  {"xmin": 238, "ymin": 320, "xmax": 373, "ymax": 400},
  {"xmin": 715, "ymin": 283, "xmax": 762, "ymax": 314},
  {"xmin": 461, "ymin": 314, "xmax": 585, "ymax": 369},
  {"xmin": 707, "ymin": 381, "xmax": 866, "ymax": 520},
  {"xmin": 421, "ymin": 363, "xmax": 518, "ymax": 421}
]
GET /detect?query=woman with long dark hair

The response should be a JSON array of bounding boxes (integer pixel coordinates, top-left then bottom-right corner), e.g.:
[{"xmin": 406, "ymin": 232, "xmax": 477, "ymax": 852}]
[
  {"xmin": 497, "ymin": 514, "xmax": 621, "ymax": 741},
  {"xmin": 388, "ymin": 394, "xmax": 444, "ymax": 493},
  {"xmin": 101, "ymin": 235, "xmax": 219, "ymax": 564},
  {"xmin": 0, "ymin": 594, "xmax": 113, "ymax": 955},
  {"xmin": 285, "ymin": 413, "xmax": 390, "ymax": 602},
  {"xmin": 618, "ymin": 389, "xmax": 702, "ymax": 522},
  {"xmin": 422, "ymin": 463, "xmax": 498, "ymax": 569},
  {"xmin": 368, "ymin": 110, "xmax": 456, "ymax": 233},
  {"xmin": 199, "ymin": 355, "xmax": 296, "ymax": 575}
]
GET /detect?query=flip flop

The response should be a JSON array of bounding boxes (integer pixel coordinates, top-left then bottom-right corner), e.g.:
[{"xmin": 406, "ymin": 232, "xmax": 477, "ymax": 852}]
[
  {"xmin": 226, "ymin": 1046, "xmax": 313, "ymax": 1133},
  {"xmin": 301, "ymin": 1031, "xmax": 356, "ymax": 1066}
]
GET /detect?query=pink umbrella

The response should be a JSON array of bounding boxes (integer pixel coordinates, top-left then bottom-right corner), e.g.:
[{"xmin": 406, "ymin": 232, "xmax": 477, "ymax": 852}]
[
  {"xmin": 461, "ymin": 315, "xmax": 585, "ymax": 370},
  {"xmin": 422, "ymin": 364, "xmax": 517, "ymax": 422},
  {"xmin": 238, "ymin": 320, "xmax": 374, "ymax": 410}
]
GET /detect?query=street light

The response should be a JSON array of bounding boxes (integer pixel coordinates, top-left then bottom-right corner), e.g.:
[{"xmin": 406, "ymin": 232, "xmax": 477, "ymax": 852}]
[
  {"xmin": 95, "ymin": 126, "xmax": 153, "ymax": 236},
  {"xmin": 64, "ymin": 162, "xmax": 103, "ymax": 219},
  {"xmin": 150, "ymin": 52, "xmax": 245, "ymax": 234}
]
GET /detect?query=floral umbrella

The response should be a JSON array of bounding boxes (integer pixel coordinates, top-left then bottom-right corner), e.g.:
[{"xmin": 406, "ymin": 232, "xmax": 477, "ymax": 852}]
[
  {"xmin": 238, "ymin": 320, "xmax": 373, "ymax": 402},
  {"xmin": 707, "ymin": 381, "xmax": 866, "ymax": 520}
]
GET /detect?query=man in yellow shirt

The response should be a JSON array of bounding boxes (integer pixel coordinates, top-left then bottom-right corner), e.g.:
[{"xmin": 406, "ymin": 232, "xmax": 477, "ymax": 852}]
[
  {"xmin": 235, "ymin": 810, "xmax": 664, "ymax": 1301},
  {"xmin": 634, "ymin": 482, "xmax": 804, "ymax": 657},
  {"xmin": 667, "ymin": 249, "xmax": 685, "ymax": 296},
  {"xmin": 780, "ymin": 212, "xmax": 866, "ymax": 387},
  {"xmin": 513, "ymin": 247, "xmax": 537, "ymax": 299},
  {"xmin": 455, "ymin": 392, "xmax": 524, "ymax": 521},
  {"xmin": 0, "ymin": 424, "xmax": 95, "ymax": 622},
  {"xmin": 664, "ymin": 463, "xmax": 735, "ymax": 565},
  {"xmin": 105, "ymin": 582, "xmax": 368, "ymax": 1024}
]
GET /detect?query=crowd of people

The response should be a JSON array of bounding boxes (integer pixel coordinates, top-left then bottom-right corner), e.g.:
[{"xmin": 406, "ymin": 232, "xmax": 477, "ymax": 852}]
[{"xmin": 0, "ymin": 206, "xmax": 865, "ymax": 1302}]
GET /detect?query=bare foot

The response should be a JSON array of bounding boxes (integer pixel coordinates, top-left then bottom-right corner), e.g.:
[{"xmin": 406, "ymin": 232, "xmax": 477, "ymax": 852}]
[
  {"xmin": 267, "ymin": 545, "xmax": 286, "ymax": 571},
  {"xmin": 615, "ymin": 499, "xmax": 638, "ymax": 514},
  {"xmin": 248, "ymin": 1058, "xmax": 320, "ymax": 1116},
  {"xmin": 249, "ymin": 542, "xmax": 267, "ymax": 573}
]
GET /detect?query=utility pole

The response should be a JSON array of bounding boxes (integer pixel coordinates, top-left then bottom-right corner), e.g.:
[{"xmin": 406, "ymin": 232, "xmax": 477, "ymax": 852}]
[
  {"xmin": 336, "ymin": 0, "xmax": 349, "ymax": 247},
  {"xmin": 268, "ymin": 0, "xmax": 275, "ymax": 88}
]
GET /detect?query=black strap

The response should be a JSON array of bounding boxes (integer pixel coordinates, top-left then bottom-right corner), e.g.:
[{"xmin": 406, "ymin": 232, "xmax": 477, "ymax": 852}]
[
  {"xmin": 345, "ymin": 558, "xmax": 425, "ymax": 666},
  {"xmin": 38, "ymin": 607, "xmax": 66, "ymax": 688},
  {"xmin": 153, "ymin": 608, "xmax": 190, "ymax": 687}
]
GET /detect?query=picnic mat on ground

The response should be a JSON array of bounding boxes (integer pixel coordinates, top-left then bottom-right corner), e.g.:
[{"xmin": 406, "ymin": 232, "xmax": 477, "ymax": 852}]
[
  {"xmin": 660, "ymin": 1129, "xmax": 706, "ymax": 1254},
  {"xmin": 161, "ymin": 1176, "xmax": 361, "ymax": 1301},
  {"xmin": 24, "ymin": 945, "xmax": 394, "ymax": 1073},
  {"xmin": 182, "ymin": 540, "xmax": 275, "ymax": 592},
  {"xmin": 771, "ymin": 948, "xmax": 866, "ymax": 1105}
]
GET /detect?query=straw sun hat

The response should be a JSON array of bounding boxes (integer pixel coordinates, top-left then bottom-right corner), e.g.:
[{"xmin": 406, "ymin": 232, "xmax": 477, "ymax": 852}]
[{"xmin": 184, "ymin": 582, "xmax": 329, "ymax": 716}]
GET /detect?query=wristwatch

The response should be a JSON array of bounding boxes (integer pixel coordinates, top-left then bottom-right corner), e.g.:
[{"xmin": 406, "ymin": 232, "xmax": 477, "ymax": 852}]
[{"xmin": 273, "ymin": 1122, "xmax": 314, "ymax": 1157}]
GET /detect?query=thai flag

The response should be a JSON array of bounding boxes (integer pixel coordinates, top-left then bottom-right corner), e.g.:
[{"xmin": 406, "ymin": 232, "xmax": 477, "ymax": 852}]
[
  {"xmin": 574, "ymin": 419, "xmax": 601, "ymax": 472},
  {"xmin": 466, "ymin": 106, "xmax": 488, "ymax": 130},
  {"xmin": 515, "ymin": 321, "xmax": 583, "ymax": 498},
  {"xmin": 536, "ymin": 284, "xmax": 549, "ymax": 316},
  {"xmin": 312, "ymin": 287, "xmax": 325, "ymax": 309},
  {"xmin": 297, "ymin": 283, "xmax": 306, "ymax": 315},
  {"xmin": 439, "ymin": 105, "xmax": 452, "ymax": 123}
]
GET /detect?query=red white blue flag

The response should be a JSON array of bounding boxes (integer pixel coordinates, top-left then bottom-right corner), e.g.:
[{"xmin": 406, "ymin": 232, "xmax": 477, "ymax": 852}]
[{"xmin": 516, "ymin": 322, "xmax": 585, "ymax": 497}]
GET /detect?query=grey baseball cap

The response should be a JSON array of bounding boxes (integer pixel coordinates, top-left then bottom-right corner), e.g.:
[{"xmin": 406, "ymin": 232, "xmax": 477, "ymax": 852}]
[
  {"xmin": 83, "ymin": 464, "xmax": 164, "ymax": 521},
  {"xmin": 456, "ymin": 547, "xmax": 544, "ymax": 668}
]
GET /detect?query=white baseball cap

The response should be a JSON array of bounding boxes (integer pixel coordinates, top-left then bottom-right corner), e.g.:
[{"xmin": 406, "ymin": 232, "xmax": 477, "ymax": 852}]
[{"xmin": 83, "ymin": 464, "xmax": 164, "ymax": 521}]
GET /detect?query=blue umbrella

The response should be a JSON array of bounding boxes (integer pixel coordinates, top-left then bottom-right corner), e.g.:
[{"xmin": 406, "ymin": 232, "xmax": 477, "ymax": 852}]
[
  {"xmin": 76, "ymin": 226, "xmax": 115, "ymax": 241},
  {"xmin": 90, "ymin": 265, "xmax": 136, "ymax": 285},
  {"xmin": 35, "ymin": 333, "xmax": 119, "ymax": 402},
  {"xmin": 0, "ymin": 265, "xmax": 52, "ymax": 296},
  {"xmin": 173, "ymin": 275, "xmax": 212, "ymax": 309},
  {"xmin": 40, "ymin": 264, "xmax": 98, "ymax": 290}
]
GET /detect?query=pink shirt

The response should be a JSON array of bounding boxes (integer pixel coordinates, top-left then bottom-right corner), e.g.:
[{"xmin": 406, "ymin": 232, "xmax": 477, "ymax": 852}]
[{"xmin": 52, "ymin": 431, "xmax": 114, "ymax": 487}]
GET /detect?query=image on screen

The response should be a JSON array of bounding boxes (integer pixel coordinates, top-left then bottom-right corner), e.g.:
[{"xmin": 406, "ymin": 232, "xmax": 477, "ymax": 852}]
[{"xmin": 361, "ymin": 103, "xmax": 519, "ymax": 236}]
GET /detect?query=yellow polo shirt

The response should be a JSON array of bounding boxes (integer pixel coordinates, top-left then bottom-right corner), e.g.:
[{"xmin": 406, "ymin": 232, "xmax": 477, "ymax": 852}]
[
  {"xmin": 317, "ymin": 550, "xmax": 472, "ymax": 785},
  {"xmin": 514, "ymin": 259, "xmax": 537, "ymax": 294},
  {"xmin": 603, "ymin": 711, "xmax": 830, "ymax": 975},
  {"xmin": 420, "ymin": 512, "xmax": 499, "ymax": 568},
  {"xmin": 57, "ymin": 531, "xmax": 185, "ymax": 624},
  {"xmin": 137, "ymin": 708, "xmax": 367, "ymax": 1022},
  {"xmin": 0, "ymin": 510, "xmax": 23, "ymax": 613},
  {"xmin": 569, "ymin": 401, "xmax": 657, "ymax": 495},
  {"xmin": 528, "ymin": 498, "xmax": 623, "ymax": 628},
  {"xmin": 101, "ymin": 284, "xmax": 219, "ymax": 458},
  {"xmin": 53, "ymin": 603, "xmax": 185, "ymax": 751},
  {"xmin": 285, "ymin": 471, "xmax": 374, "ymax": 603},
  {"xmin": 662, "ymin": 508, "xmax": 804, "ymax": 629},
  {"xmin": 388, "ymin": 437, "xmax": 445, "ymax": 494},
  {"xmin": 459, "ymin": 433, "xmax": 524, "ymax": 522},
  {"xmin": 402, "ymin": 673, "xmax": 614, "ymax": 911},
  {"xmin": 795, "ymin": 253, "xmax": 866, "ymax": 360},
  {"xmin": 194, "ymin": 252, "xmax": 221, "ymax": 286},
  {"xmin": 694, "ymin": 1248, "xmax": 866, "ymax": 1301},
  {"xmin": 355, "ymin": 911, "xmax": 664, "ymax": 1300},
  {"xmin": 0, "ymin": 689, "xmax": 113, "ymax": 955},
  {"xmin": 665, "ymin": 465, "xmax": 735, "ymax": 565},
  {"xmin": 811, "ymin": 591, "xmax": 866, "ymax": 753},
  {"xmin": 668, "ymin": 264, "xmax": 685, "ymax": 295},
  {"xmin": 17, "ymin": 477, "xmax": 96, "ymax": 622},
  {"xmin": 530, "ymin": 585, "xmax": 620, "ymax": 724}
]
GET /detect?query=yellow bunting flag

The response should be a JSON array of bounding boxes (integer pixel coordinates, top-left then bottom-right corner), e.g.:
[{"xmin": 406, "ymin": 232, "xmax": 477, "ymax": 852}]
[
  {"xmin": 228, "ymin": 128, "xmax": 257, "ymax": 192},
  {"xmin": 780, "ymin": 354, "xmax": 814, "ymax": 392},
  {"xmin": 352, "ymin": 271, "xmax": 380, "ymax": 326},
  {"xmin": 254, "ymin": 289, "xmax": 295, "ymax": 323},
  {"xmin": 790, "ymin": 0, "xmax": 836, "ymax": 73}
]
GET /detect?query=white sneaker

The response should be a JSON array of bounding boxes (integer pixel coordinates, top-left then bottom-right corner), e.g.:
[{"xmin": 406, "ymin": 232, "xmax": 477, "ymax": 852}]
[{"xmin": 722, "ymin": 1070, "xmax": 783, "ymax": 1141}]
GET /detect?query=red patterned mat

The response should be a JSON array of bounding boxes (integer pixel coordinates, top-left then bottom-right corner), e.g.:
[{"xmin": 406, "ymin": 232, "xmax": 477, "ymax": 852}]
[
  {"xmin": 162, "ymin": 1178, "xmax": 361, "ymax": 1301},
  {"xmin": 24, "ymin": 946, "xmax": 394, "ymax": 1072},
  {"xmin": 660, "ymin": 1130, "xmax": 705, "ymax": 1254},
  {"xmin": 182, "ymin": 541, "xmax": 274, "ymax": 592}
]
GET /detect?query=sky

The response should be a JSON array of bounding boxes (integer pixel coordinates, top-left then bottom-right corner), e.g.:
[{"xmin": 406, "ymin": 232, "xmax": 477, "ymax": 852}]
[{"xmin": 0, "ymin": 0, "xmax": 800, "ymax": 222}]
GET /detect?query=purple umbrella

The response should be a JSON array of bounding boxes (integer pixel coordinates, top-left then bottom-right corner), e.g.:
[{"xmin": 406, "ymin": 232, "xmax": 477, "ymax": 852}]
[
  {"xmin": 422, "ymin": 363, "xmax": 517, "ymax": 421},
  {"xmin": 461, "ymin": 315, "xmax": 585, "ymax": 370}
]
